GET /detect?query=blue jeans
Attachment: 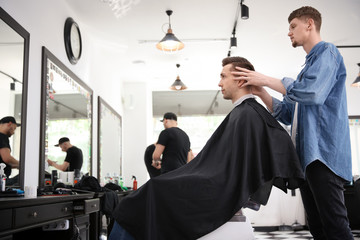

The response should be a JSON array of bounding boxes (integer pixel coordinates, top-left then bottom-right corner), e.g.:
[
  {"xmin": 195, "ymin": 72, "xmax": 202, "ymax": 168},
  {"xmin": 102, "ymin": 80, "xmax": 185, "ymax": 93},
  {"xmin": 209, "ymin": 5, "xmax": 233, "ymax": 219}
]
[
  {"xmin": 109, "ymin": 221, "xmax": 135, "ymax": 240},
  {"xmin": 300, "ymin": 161, "xmax": 353, "ymax": 240}
]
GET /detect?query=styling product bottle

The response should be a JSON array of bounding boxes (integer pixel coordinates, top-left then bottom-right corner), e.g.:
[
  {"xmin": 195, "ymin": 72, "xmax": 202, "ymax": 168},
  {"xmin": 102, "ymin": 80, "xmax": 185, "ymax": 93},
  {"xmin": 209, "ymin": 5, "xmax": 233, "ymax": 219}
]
[
  {"xmin": 74, "ymin": 169, "xmax": 81, "ymax": 184},
  {"xmin": 0, "ymin": 163, "xmax": 6, "ymax": 192},
  {"xmin": 119, "ymin": 176, "xmax": 128, "ymax": 191},
  {"xmin": 132, "ymin": 175, "xmax": 137, "ymax": 190},
  {"xmin": 105, "ymin": 173, "xmax": 112, "ymax": 184},
  {"xmin": 51, "ymin": 170, "xmax": 58, "ymax": 186},
  {"xmin": 113, "ymin": 173, "xmax": 119, "ymax": 185}
]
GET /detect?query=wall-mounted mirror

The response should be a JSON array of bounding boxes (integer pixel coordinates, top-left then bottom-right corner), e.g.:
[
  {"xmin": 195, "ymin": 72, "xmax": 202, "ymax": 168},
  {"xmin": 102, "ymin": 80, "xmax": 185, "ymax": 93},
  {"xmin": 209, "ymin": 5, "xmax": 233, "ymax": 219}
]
[
  {"xmin": 349, "ymin": 116, "xmax": 360, "ymax": 178},
  {"xmin": 0, "ymin": 7, "xmax": 29, "ymax": 188},
  {"xmin": 39, "ymin": 47, "xmax": 92, "ymax": 187},
  {"xmin": 97, "ymin": 96, "xmax": 122, "ymax": 185}
]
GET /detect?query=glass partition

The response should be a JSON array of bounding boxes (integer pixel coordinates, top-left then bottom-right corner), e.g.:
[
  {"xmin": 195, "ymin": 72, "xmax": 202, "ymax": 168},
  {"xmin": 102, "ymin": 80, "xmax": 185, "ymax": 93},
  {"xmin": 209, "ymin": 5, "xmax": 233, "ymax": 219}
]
[
  {"xmin": 0, "ymin": 7, "xmax": 29, "ymax": 188},
  {"xmin": 97, "ymin": 96, "xmax": 122, "ymax": 185},
  {"xmin": 39, "ymin": 47, "xmax": 92, "ymax": 187}
]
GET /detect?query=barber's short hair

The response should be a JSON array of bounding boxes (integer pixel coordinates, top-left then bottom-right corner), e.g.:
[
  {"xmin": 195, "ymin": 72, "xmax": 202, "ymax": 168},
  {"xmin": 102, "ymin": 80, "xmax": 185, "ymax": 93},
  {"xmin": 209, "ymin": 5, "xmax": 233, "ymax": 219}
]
[
  {"xmin": 288, "ymin": 6, "xmax": 322, "ymax": 32},
  {"xmin": 222, "ymin": 56, "xmax": 255, "ymax": 71}
]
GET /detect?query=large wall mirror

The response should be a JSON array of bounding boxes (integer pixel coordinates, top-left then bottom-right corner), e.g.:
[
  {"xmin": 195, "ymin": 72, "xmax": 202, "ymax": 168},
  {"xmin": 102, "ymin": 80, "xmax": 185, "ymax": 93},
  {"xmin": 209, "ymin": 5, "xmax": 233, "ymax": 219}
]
[
  {"xmin": 349, "ymin": 116, "xmax": 360, "ymax": 179},
  {"xmin": 0, "ymin": 7, "xmax": 29, "ymax": 188},
  {"xmin": 97, "ymin": 96, "xmax": 122, "ymax": 185},
  {"xmin": 39, "ymin": 47, "xmax": 92, "ymax": 187}
]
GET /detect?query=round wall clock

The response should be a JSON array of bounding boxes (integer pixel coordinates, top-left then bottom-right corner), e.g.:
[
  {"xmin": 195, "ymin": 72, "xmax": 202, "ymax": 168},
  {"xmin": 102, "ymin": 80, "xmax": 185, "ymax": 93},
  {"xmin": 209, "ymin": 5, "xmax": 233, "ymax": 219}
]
[{"xmin": 64, "ymin": 17, "xmax": 82, "ymax": 64}]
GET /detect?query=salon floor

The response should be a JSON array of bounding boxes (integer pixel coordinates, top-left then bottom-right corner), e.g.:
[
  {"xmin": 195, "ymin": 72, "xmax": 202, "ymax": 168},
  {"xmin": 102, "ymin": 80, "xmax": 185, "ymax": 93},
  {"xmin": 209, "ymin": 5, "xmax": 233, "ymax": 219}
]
[{"xmin": 253, "ymin": 229, "xmax": 360, "ymax": 239}]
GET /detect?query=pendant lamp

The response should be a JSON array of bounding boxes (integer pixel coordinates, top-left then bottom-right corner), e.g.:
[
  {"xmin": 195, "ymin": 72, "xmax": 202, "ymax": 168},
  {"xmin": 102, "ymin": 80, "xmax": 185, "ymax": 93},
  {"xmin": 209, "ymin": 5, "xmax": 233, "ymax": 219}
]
[
  {"xmin": 170, "ymin": 64, "xmax": 187, "ymax": 90},
  {"xmin": 156, "ymin": 10, "xmax": 184, "ymax": 52}
]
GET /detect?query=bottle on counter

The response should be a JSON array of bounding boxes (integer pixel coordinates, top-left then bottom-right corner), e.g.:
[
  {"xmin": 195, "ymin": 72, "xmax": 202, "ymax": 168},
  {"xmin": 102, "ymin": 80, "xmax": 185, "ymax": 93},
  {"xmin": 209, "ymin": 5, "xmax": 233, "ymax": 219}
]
[
  {"xmin": 74, "ymin": 169, "xmax": 81, "ymax": 184},
  {"xmin": 104, "ymin": 173, "xmax": 112, "ymax": 184},
  {"xmin": 113, "ymin": 173, "xmax": 119, "ymax": 185},
  {"xmin": 119, "ymin": 176, "xmax": 128, "ymax": 191},
  {"xmin": 119, "ymin": 176, "xmax": 124, "ymax": 187},
  {"xmin": 132, "ymin": 175, "xmax": 137, "ymax": 190},
  {"xmin": 0, "ymin": 163, "xmax": 6, "ymax": 192},
  {"xmin": 51, "ymin": 170, "xmax": 58, "ymax": 186}
]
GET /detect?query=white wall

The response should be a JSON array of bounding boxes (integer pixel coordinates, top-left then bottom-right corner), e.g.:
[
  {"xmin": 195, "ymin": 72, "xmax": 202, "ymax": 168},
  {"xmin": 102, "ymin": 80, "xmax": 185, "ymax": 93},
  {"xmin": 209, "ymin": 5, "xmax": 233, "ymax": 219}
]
[{"xmin": 122, "ymin": 82, "xmax": 153, "ymax": 187}]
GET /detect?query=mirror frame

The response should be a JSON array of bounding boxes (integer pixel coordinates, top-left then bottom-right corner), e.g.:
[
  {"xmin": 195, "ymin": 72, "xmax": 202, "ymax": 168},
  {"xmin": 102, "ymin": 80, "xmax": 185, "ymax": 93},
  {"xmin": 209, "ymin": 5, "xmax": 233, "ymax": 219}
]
[
  {"xmin": 97, "ymin": 96, "xmax": 122, "ymax": 181},
  {"xmin": 0, "ymin": 7, "xmax": 30, "ymax": 189},
  {"xmin": 39, "ymin": 47, "xmax": 93, "ymax": 187}
]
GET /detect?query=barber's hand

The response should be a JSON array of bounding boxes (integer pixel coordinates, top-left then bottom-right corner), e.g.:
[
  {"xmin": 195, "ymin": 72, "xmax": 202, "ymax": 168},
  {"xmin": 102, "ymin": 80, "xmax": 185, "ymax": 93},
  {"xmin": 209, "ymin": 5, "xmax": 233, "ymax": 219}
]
[
  {"xmin": 232, "ymin": 67, "xmax": 268, "ymax": 87},
  {"xmin": 47, "ymin": 159, "xmax": 53, "ymax": 166},
  {"xmin": 152, "ymin": 160, "xmax": 161, "ymax": 169}
]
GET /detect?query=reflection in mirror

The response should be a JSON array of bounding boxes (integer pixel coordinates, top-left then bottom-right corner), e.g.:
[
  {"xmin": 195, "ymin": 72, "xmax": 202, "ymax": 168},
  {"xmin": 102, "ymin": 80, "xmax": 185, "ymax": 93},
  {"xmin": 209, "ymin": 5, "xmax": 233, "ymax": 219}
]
[
  {"xmin": 349, "ymin": 116, "xmax": 360, "ymax": 178},
  {"xmin": 0, "ymin": 7, "xmax": 29, "ymax": 188},
  {"xmin": 97, "ymin": 97, "xmax": 122, "ymax": 185},
  {"xmin": 39, "ymin": 47, "xmax": 92, "ymax": 187}
]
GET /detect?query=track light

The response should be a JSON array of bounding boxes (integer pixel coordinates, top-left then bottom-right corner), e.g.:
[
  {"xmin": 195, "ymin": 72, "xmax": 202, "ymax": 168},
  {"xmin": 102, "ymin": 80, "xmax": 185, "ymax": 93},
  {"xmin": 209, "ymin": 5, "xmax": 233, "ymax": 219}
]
[
  {"xmin": 10, "ymin": 80, "xmax": 15, "ymax": 91},
  {"xmin": 230, "ymin": 35, "xmax": 237, "ymax": 48},
  {"xmin": 156, "ymin": 10, "xmax": 184, "ymax": 53},
  {"xmin": 241, "ymin": 1, "xmax": 249, "ymax": 19}
]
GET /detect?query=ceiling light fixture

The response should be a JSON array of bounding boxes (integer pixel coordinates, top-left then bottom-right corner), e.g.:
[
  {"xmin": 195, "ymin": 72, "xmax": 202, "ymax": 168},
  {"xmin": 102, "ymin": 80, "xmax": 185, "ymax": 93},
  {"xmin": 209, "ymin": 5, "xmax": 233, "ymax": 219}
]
[
  {"xmin": 241, "ymin": 0, "xmax": 249, "ymax": 19},
  {"xmin": 227, "ymin": 0, "xmax": 248, "ymax": 56},
  {"xmin": 170, "ymin": 64, "xmax": 187, "ymax": 90},
  {"xmin": 156, "ymin": 10, "xmax": 184, "ymax": 53},
  {"xmin": 230, "ymin": 34, "xmax": 237, "ymax": 49},
  {"xmin": 0, "ymin": 70, "xmax": 22, "ymax": 91},
  {"xmin": 10, "ymin": 80, "xmax": 15, "ymax": 91},
  {"xmin": 352, "ymin": 63, "xmax": 360, "ymax": 88}
]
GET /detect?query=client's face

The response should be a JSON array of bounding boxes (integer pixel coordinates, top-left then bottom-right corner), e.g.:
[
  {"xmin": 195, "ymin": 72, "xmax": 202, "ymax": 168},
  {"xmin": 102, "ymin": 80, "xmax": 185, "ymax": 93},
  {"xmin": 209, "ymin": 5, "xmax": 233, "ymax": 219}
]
[{"xmin": 219, "ymin": 64, "xmax": 238, "ymax": 101}]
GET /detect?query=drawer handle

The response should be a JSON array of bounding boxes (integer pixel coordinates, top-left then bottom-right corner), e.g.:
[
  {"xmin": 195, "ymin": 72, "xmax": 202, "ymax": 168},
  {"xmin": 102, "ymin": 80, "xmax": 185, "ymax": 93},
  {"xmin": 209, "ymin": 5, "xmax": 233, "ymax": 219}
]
[
  {"xmin": 31, "ymin": 211, "xmax": 38, "ymax": 218},
  {"xmin": 63, "ymin": 207, "xmax": 68, "ymax": 212},
  {"xmin": 91, "ymin": 204, "xmax": 97, "ymax": 208}
]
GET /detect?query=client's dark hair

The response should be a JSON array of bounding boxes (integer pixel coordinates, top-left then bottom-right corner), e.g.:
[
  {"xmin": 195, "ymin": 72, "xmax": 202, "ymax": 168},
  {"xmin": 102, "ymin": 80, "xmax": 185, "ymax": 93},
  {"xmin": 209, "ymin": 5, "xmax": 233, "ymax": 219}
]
[{"xmin": 222, "ymin": 56, "xmax": 255, "ymax": 71}]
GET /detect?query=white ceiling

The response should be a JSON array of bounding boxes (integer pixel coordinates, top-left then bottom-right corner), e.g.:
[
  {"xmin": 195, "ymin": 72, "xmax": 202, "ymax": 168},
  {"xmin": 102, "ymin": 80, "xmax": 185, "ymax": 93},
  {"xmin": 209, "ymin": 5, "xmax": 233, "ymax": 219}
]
[{"xmin": 64, "ymin": 0, "xmax": 360, "ymax": 115}]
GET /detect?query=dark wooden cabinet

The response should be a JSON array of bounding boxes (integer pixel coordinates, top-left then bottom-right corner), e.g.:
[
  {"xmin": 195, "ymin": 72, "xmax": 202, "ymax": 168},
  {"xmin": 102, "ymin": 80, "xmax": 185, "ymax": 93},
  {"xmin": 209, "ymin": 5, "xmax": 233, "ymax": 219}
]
[
  {"xmin": 0, "ymin": 193, "xmax": 98, "ymax": 240},
  {"xmin": 14, "ymin": 201, "xmax": 73, "ymax": 228}
]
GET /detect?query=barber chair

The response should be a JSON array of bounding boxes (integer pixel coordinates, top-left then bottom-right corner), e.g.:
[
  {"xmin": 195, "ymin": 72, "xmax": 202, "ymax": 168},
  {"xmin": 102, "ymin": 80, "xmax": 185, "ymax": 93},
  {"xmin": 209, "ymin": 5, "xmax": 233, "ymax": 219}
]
[{"xmin": 198, "ymin": 210, "xmax": 254, "ymax": 240}]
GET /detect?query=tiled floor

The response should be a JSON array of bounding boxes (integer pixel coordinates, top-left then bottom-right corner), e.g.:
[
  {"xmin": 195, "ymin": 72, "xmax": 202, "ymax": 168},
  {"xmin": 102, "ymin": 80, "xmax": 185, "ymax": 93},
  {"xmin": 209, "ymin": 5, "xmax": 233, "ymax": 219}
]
[{"xmin": 254, "ymin": 229, "xmax": 360, "ymax": 239}]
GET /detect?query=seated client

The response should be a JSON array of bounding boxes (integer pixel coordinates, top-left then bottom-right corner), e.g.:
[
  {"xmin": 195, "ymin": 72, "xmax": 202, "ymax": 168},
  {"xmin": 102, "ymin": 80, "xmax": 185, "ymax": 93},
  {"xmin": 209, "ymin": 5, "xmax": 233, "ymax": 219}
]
[{"xmin": 110, "ymin": 57, "xmax": 304, "ymax": 240}]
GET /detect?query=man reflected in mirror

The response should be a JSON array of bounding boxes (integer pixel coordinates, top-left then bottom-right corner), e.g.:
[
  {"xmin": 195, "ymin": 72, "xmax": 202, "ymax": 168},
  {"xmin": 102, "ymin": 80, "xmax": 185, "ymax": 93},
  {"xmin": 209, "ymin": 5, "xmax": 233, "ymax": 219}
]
[
  {"xmin": 0, "ymin": 116, "xmax": 20, "ymax": 180},
  {"xmin": 47, "ymin": 137, "xmax": 83, "ymax": 171},
  {"xmin": 152, "ymin": 112, "xmax": 192, "ymax": 174}
]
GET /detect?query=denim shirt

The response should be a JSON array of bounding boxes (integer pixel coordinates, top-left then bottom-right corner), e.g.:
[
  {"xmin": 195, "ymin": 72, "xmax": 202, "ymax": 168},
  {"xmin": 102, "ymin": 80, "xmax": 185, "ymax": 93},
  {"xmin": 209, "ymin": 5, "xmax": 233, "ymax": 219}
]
[{"xmin": 272, "ymin": 41, "xmax": 352, "ymax": 182}]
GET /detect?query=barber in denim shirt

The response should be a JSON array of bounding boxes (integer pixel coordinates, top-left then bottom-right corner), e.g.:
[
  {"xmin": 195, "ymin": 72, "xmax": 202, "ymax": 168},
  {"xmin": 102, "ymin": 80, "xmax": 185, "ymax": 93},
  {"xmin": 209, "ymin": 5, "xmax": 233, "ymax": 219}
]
[
  {"xmin": 233, "ymin": 6, "xmax": 353, "ymax": 240},
  {"xmin": 273, "ymin": 41, "xmax": 351, "ymax": 182}
]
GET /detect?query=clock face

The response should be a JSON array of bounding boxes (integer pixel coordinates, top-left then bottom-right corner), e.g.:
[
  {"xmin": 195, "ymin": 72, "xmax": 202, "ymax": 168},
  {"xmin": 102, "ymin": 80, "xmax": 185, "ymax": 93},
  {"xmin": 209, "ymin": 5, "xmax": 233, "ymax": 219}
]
[
  {"xmin": 70, "ymin": 24, "xmax": 81, "ymax": 59},
  {"xmin": 64, "ymin": 18, "xmax": 82, "ymax": 64}
]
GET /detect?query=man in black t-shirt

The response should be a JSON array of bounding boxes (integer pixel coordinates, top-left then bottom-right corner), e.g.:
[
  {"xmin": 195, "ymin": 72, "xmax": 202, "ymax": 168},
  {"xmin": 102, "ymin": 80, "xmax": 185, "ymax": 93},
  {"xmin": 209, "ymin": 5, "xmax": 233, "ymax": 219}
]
[
  {"xmin": 47, "ymin": 137, "xmax": 83, "ymax": 171},
  {"xmin": 152, "ymin": 112, "xmax": 192, "ymax": 174},
  {"xmin": 0, "ymin": 116, "xmax": 20, "ymax": 177}
]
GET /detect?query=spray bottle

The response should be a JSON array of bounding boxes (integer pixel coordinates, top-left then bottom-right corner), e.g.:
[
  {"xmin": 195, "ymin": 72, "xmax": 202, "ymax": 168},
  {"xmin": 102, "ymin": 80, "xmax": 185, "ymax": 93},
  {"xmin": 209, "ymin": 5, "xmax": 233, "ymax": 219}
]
[
  {"xmin": 0, "ymin": 163, "xmax": 6, "ymax": 192},
  {"xmin": 132, "ymin": 175, "xmax": 137, "ymax": 190}
]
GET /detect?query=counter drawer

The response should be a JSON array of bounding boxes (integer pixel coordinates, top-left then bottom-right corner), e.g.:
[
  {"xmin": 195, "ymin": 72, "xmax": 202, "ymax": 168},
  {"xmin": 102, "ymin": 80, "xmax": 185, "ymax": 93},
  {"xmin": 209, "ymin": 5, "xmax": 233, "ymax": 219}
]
[
  {"xmin": 0, "ymin": 209, "xmax": 12, "ymax": 231},
  {"xmin": 14, "ymin": 201, "xmax": 73, "ymax": 228},
  {"xmin": 74, "ymin": 198, "xmax": 99, "ymax": 214}
]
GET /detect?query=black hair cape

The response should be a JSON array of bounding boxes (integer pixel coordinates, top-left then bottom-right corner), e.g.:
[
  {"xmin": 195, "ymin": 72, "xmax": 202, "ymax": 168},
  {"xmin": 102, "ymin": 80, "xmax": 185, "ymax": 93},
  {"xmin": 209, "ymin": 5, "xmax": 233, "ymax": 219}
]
[{"xmin": 113, "ymin": 98, "xmax": 304, "ymax": 240}]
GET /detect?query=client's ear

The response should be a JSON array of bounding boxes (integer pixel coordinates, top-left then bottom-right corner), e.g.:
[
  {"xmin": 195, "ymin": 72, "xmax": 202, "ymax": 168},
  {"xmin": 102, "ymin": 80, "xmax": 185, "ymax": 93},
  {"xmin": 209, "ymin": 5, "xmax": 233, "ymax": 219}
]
[{"xmin": 237, "ymin": 80, "xmax": 246, "ymax": 88}]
